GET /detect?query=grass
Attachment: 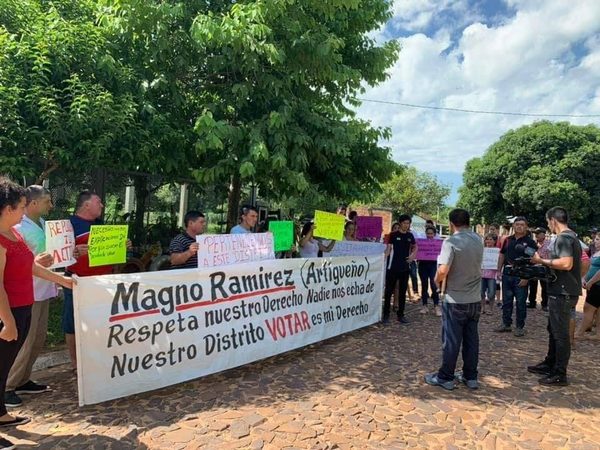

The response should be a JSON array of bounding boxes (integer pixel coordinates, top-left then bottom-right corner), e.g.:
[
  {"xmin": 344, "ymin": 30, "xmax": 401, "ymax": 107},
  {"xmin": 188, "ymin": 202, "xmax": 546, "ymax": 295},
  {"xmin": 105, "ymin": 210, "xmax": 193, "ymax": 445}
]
[{"xmin": 46, "ymin": 295, "xmax": 66, "ymax": 350}]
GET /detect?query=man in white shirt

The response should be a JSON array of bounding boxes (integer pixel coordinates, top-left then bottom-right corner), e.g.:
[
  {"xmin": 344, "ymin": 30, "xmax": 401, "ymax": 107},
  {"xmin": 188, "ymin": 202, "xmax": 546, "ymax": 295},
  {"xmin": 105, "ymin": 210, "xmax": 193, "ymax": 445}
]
[{"xmin": 5, "ymin": 186, "xmax": 56, "ymax": 408}]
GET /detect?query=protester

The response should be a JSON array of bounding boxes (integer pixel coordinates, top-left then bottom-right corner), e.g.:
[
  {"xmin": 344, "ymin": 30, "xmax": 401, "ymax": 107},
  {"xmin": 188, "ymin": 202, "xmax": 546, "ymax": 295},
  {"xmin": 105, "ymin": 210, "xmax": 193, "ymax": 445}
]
[
  {"xmin": 298, "ymin": 222, "xmax": 335, "ymax": 258},
  {"xmin": 382, "ymin": 215, "xmax": 417, "ymax": 324},
  {"xmin": 63, "ymin": 191, "xmax": 130, "ymax": 371},
  {"xmin": 418, "ymin": 226, "xmax": 441, "ymax": 316},
  {"xmin": 587, "ymin": 227, "xmax": 598, "ymax": 257},
  {"xmin": 425, "ymin": 209, "xmax": 483, "ymax": 390},
  {"xmin": 343, "ymin": 222, "xmax": 357, "ymax": 241},
  {"xmin": 480, "ymin": 233, "xmax": 498, "ymax": 315},
  {"xmin": 529, "ymin": 207, "xmax": 582, "ymax": 386},
  {"xmin": 168, "ymin": 211, "xmax": 207, "ymax": 269},
  {"xmin": 0, "ymin": 178, "xmax": 72, "ymax": 440},
  {"xmin": 4, "ymin": 186, "xmax": 57, "ymax": 409},
  {"xmin": 488, "ymin": 224, "xmax": 502, "ymax": 307},
  {"xmin": 576, "ymin": 234, "xmax": 600, "ymax": 339},
  {"xmin": 529, "ymin": 227, "xmax": 551, "ymax": 311},
  {"xmin": 231, "ymin": 205, "xmax": 258, "ymax": 234},
  {"xmin": 495, "ymin": 216, "xmax": 537, "ymax": 337}
]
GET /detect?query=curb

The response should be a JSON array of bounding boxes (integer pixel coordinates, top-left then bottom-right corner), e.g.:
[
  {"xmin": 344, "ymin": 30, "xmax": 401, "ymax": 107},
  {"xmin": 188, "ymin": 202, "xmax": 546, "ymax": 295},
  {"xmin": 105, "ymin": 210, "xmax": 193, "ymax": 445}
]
[{"xmin": 33, "ymin": 350, "xmax": 70, "ymax": 372}]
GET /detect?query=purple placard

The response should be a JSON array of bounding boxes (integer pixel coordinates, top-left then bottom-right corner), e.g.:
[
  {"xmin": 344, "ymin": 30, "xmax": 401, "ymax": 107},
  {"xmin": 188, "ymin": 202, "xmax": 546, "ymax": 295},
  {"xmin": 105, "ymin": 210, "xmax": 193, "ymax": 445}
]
[
  {"xmin": 416, "ymin": 238, "xmax": 443, "ymax": 261},
  {"xmin": 356, "ymin": 216, "xmax": 383, "ymax": 240}
]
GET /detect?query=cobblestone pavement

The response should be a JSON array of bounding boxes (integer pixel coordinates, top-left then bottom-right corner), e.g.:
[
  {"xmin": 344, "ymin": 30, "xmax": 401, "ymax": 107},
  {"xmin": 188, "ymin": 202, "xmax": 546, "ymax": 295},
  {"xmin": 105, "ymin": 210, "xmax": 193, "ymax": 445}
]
[{"xmin": 3, "ymin": 300, "xmax": 600, "ymax": 449}]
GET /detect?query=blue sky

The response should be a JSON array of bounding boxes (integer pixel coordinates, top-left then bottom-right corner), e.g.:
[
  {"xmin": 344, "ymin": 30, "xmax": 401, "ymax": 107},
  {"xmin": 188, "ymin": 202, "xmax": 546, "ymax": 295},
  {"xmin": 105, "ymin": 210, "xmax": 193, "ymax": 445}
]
[{"xmin": 357, "ymin": 0, "xmax": 600, "ymax": 204}]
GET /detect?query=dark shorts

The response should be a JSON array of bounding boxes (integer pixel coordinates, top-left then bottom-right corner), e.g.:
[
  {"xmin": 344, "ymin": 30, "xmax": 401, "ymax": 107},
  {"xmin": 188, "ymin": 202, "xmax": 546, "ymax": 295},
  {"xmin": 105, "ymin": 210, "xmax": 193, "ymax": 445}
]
[
  {"xmin": 62, "ymin": 287, "xmax": 75, "ymax": 334},
  {"xmin": 586, "ymin": 284, "xmax": 600, "ymax": 309}
]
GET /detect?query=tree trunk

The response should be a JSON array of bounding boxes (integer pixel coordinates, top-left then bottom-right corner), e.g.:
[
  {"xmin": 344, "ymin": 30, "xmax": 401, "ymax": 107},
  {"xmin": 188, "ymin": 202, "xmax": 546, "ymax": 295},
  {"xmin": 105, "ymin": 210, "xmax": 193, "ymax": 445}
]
[
  {"xmin": 132, "ymin": 175, "xmax": 149, "ymax": 245},
  {"xmin": 226, "ymin": 172, "xmax": 242, "ymax": 232}
]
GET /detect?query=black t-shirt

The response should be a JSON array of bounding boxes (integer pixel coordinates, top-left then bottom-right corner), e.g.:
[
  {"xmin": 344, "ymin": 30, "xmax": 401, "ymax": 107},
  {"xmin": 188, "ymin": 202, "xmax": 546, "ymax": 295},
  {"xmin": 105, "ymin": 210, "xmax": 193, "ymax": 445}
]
[
  {"xmin": 387, "ymin": 231, "xmax": 415, "ymax": 272},
  {"xmin": 168, "ymin": 232, "xmax": 197, "ymax": 269},
  {"xmin": 500, "ymin": 234, "xmax": 538, "ymax": 267},
  {"xmin": 548, "ymin": 230, "xmax": 582, "ymax": 296}
]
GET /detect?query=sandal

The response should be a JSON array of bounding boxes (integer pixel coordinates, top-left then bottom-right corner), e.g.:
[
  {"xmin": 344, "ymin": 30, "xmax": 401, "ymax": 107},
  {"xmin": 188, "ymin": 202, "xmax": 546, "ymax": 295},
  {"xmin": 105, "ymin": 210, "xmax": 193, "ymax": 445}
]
[{"xmin": 0, "ymin": 415, "xmax": 31, "ymax": 427}]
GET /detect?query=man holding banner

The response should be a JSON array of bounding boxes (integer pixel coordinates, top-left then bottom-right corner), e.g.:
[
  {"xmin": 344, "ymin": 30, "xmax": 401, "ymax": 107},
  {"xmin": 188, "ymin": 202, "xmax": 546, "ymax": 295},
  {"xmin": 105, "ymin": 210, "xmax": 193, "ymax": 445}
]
[
  {"xmin": 63, "ymin": 191, "xmax": 129, "ymax": 371},
  {"xmin": 169, "ymin": 211, "xmax": 207, "ymax": 269},
  {"xmin": 5, "ymin": 186, "xmax": 56, "ymax": 408}
]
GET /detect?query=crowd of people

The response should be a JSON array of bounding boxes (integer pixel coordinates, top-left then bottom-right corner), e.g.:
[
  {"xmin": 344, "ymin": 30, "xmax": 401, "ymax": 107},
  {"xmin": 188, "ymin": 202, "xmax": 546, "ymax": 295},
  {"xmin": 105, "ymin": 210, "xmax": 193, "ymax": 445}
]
[{"xmin": 0, "ymin": 176, "xmax": 598, "ymax": 449}]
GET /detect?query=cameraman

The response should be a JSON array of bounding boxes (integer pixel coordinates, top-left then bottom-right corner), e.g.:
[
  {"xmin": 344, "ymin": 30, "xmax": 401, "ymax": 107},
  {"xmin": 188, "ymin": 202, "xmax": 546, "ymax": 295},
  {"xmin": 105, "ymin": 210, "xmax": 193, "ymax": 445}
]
[
  {"xmin": 528, "ymin": 207, "xmax": 581, "ymax": 386},
  {"xmin": 495, "ymin": 216, "xmax": 537, "ymax": 336}
]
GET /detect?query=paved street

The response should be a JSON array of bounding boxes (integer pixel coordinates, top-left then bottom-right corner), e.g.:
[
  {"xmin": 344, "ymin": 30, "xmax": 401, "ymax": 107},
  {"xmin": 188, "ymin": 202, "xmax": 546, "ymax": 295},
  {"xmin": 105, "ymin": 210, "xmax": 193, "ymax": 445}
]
[{"xmin": 3, "ymin": 301, "xmax": 600, "ymax": 450}]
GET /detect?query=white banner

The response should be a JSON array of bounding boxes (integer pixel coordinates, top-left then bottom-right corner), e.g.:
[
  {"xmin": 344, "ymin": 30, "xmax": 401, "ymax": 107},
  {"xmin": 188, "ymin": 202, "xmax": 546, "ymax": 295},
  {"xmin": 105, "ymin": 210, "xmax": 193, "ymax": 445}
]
[
  {"xmin": 45, "ymin": 220, "xmax": 76, "ymax": 269},
  {"xmin": 73, "ymin": 255, "xmax": 384, "ymax": 405},
  {"xmin": 196, "ymin": 233, "xmax": 275, "ymax": 268},
  {"xmin": 482, "ymin": 248, "xmax": 500, "ymax": 270},
  {"xmin": 327, "ymin": 240, "xmax": 386, "ymax": 257}
]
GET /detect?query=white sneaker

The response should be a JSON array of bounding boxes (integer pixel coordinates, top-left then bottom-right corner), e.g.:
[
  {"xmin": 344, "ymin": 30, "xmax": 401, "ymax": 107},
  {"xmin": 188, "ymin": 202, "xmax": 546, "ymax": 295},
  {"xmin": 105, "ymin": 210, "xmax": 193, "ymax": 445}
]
[
  {"xmin": 434, "ymin": 306, "xmax": 442, "ymax": 317},
  {"xmin": 420, "ymin": 306, "xmax": 428, "ymax": 314}
]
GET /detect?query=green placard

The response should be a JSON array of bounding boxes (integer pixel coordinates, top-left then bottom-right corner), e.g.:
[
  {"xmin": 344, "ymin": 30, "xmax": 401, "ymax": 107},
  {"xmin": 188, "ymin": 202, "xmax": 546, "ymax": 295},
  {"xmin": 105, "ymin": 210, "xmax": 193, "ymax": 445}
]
[
  {"xmin": 88, "ymin": 225, "xmax": 128, "ymax": 267},
  {"xmin": 268, "ymin": 221, "xmax": 294, "ymax": 252},
  {"xmin": 313, "ymin": 210, "xmax": 345, "ymax": 241}
]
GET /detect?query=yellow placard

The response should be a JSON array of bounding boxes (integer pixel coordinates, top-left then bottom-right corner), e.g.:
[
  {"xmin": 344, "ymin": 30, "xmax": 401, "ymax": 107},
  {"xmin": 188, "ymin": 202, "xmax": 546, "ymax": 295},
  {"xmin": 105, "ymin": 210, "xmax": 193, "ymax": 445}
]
[
  {"xmin": 313, "ymin": 210, "xmax": 345, "ymax": 241},
  {"xmin": 88, "ymin": 225, "xmax": 128, "ymax": 267}
]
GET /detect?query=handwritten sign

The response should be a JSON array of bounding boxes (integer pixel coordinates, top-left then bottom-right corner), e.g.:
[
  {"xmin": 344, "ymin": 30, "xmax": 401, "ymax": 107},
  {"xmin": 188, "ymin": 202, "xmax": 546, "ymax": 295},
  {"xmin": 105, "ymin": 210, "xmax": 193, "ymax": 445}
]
[
  {"xmin": 328, "ymin": 240, "xmax": 386, "ymax": 257},
  {"xmin": 88, "ymin": 225, "xmax": 128, "ymax": 267},
  {"xmin": 197, "ymin": 233, "xmax": 275, "ymax": 268},
  {"xmin": 482, "ymin": 247, "xmax": 500, "ymax": 270},
  {"xmin": 314, "ymin": 210, "xmax": 345, "ymax": 241},
  {"xmin": 355, "ymin": 216, "xmax": 383, "ymax": 240},
  {"xmin": 45, "ymin": 220, "xmax": 76, "ymax": 269},
  {"xmin": 416, "ymin": 238, "xmax": 443, "ymax": 261},
  {"xmin": 268, "ymin": 221, "xmax": 294, "ymax": 252}
]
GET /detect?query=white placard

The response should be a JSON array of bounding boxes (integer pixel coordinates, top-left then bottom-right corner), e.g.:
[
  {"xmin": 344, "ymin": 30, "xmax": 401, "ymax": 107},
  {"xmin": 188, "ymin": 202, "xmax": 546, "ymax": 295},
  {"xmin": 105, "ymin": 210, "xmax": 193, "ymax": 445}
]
[
  {"xmin": 196, "ymin": 233, "xmax": 275, "ymax": 268},
  {"xmin": 327, "ymin": 240, "xmax": 386, "ymax": 257},
  {"xmin": 73, "ymin": 255, "xmax": 384, "ymax": 405},
  {"xmin": 44, "ymin": 220, "xmax": 76, "ymax": 268},
  {"xmin": 482, "ymin": 248, "xmax": 500, "ymax": 270}
]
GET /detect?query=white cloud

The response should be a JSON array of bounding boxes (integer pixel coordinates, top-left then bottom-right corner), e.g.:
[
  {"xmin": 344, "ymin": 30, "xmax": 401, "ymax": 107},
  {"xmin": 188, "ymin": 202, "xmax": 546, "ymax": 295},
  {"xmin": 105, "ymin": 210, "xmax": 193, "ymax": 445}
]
[{"xmin": 356, "ymin": 0, "xmax": 600, "ymax": 182}]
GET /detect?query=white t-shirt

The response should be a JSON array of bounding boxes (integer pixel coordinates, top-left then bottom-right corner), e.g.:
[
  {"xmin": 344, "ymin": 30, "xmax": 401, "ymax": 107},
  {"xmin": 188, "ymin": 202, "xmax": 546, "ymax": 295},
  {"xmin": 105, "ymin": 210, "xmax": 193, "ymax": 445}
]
[
  {"xmin": 300, "ymin": 238, "xmax": 320, "ymax": 258},
  {"xmin": 15, "ymin": 215, "xmax": 58, "ymax": 302}
]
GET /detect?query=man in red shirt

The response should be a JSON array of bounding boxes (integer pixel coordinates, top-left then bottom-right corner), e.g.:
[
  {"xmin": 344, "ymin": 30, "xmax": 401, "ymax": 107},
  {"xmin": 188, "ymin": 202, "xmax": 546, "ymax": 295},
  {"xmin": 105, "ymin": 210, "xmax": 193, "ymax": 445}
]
[{"xmin": 63, "ymin": 191, "xmax": 129, "ymax": 371}]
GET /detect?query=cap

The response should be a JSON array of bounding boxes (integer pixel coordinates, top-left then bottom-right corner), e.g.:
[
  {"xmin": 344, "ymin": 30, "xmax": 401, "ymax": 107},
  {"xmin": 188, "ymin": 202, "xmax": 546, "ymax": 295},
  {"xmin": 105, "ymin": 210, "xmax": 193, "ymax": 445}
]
[
  {"xmin": 590, "ymin": 227, "xmax": 598, "ymax": 233},
  {"xmin": 533, "ymin": 227, "xmax": 547, "ymax": 234}
]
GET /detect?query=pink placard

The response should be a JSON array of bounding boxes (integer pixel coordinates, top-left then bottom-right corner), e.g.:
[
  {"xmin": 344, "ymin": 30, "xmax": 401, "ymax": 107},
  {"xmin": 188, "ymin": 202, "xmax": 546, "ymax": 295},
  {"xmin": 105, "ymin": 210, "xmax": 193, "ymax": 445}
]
[
  {"xmin": 416, "ymin": 238, "xmax": 443, "ymax": 261},
  {"xmin": 355, "ymin": 216, "xmax": 383, "ymax": 240}
]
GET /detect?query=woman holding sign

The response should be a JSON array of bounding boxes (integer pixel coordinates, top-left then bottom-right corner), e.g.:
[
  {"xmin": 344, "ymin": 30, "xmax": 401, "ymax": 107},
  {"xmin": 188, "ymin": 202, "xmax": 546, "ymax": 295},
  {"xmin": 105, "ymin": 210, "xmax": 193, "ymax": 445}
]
[
  {"xmin": 0, "ymin": 178, "xmax": 72, "ymax": 440},
  {"xmin": 299, "ymin": 222, "xmax": 335, "ymax": 258}
]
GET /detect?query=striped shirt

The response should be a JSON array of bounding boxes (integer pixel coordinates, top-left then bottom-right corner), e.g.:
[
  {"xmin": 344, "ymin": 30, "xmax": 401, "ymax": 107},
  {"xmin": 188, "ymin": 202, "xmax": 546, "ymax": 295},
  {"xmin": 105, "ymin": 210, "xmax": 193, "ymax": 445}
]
[{"xmin": 168, "ymin": 233, "xmax": 197, "ymax": 269}]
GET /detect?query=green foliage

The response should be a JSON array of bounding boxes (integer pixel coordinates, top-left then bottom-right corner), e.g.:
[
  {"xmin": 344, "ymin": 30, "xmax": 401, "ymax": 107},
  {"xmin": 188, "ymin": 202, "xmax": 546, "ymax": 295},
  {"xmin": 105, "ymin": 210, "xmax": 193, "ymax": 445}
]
[
  {"xmin": 373, "ymin": 166, "xmax": 450, "ymax": 218},
  {"xmin": 458, "ymin": 121, "xmax": 600, "ymax": 227},
  {"xmin": 1, "ymin": 0, "xmax": 399, "ymax": 221},
  {"xmin": 189, "ymin": 0, "xmax": 400, "ymax": 204}
]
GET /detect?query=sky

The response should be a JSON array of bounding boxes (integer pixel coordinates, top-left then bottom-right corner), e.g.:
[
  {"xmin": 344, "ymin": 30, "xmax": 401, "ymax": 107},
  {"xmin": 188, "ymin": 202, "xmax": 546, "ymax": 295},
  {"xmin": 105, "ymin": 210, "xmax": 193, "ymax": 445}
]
[{"xmin": 356, "ymin": 0, "xmax": 600, "ymax": 204}]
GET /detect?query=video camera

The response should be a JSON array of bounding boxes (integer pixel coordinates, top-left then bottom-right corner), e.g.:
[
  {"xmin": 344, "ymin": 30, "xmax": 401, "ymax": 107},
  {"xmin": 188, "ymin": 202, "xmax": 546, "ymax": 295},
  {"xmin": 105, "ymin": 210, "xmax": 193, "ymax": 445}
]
[{"xmin": 504, "ymin": 243, "xmax": 556, "ymax": 282}]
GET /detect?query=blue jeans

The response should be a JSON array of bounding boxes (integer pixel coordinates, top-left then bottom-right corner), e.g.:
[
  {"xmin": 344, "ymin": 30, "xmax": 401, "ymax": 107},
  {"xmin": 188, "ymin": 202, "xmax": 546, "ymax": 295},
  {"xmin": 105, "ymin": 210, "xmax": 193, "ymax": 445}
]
[
  {"xmin": 418, "ymin": 261, "xmax": 439, "ymax": 305},
  {"xmin": 502, "ymin": 274, "xmax": 528, "ymax": 329},
  {"xmin": 481, "ymin": 278, "xmax": 496, "ymax": 301},
  {"xmin": 437, "ymin": 302, "xmax": 481, "ymax": 382}
]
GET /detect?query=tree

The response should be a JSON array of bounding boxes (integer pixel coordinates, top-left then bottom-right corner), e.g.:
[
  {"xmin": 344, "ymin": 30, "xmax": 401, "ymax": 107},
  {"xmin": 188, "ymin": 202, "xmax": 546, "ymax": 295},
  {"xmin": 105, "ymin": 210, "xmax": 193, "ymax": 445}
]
[
  {"xmin": 189, "ymin": 0, "xmax": 400, "ymax": 228},
  {"xmin": 0, "ymin": 0, "xmax": 140, "ymax": 182},
  {"xmin": 458, "ymin": 121, "xmax": 600, "ymax": 228},
  {"xmin": 373, "ymin": 166, "xmax": 450, "ymax": 218}
]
